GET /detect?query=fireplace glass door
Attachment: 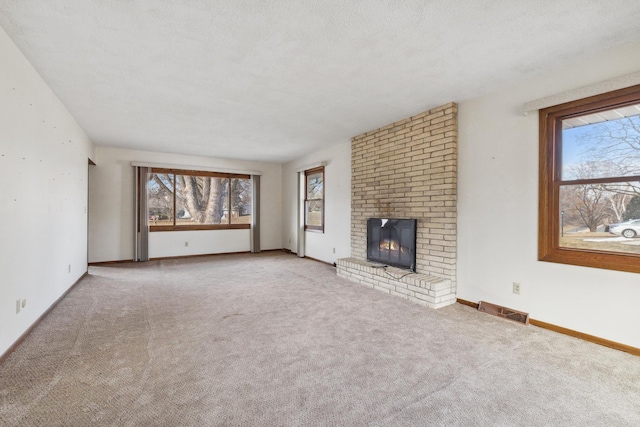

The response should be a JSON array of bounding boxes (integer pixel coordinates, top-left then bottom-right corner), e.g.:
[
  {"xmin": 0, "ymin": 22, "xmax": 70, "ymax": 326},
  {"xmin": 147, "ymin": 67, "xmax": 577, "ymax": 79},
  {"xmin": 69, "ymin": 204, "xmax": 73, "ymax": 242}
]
[{"xmin": 367, "ymin": 218, "xmax": 417, "ymax": 271}]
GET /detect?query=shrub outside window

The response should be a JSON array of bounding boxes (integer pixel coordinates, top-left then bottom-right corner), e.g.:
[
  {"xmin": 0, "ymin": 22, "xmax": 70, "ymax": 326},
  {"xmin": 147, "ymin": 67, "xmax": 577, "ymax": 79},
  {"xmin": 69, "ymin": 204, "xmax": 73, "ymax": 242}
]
[
  {"xmin": 148, "ymin": 168, "xmax": 251, "ymax": 231},
  {"xmin": 539, "ymin": 84, "xmax": 640, "ymax": 273},
  {"xmin": 305, "ymin": 167, "xmax": 324, "ymax": 232}
]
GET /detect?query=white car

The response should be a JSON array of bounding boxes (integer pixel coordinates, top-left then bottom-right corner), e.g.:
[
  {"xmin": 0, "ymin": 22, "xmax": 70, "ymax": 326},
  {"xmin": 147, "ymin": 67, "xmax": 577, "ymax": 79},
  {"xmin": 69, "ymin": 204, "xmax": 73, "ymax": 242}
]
[{"xmin": 608, "ymin": 219, "xmax": 640, "ymax": 238}]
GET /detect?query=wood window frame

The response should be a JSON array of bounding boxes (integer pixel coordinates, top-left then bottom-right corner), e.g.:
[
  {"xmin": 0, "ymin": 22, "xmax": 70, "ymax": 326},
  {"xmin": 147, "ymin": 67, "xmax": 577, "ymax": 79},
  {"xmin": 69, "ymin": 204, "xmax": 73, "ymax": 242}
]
[
  {"xmin": 149, "ymin": 168, "xmax": 251, "ymax": 232},
  {"xmin": 304, "ymin": 166, "xmax": 325, "ymax": 233},
  {"xmin": 538, "ymin": 84, "xmax": 640, "ymax": 273}
]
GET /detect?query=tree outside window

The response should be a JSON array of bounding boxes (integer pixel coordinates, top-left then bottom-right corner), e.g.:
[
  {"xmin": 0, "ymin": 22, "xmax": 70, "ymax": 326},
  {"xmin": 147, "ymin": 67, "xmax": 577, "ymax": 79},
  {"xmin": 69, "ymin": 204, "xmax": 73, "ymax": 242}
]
[{"xmin": 147, "ymin": 169, "xmax": 251, "ymax": 231}]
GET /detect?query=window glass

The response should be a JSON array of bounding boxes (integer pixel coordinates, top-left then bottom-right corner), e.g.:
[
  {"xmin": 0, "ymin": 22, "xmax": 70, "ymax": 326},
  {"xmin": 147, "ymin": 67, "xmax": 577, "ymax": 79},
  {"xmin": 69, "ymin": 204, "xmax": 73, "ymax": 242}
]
[
  {"xmin": 304, "ymin": 167, "xmax": 324, "ymax": 231},
  {"xmin": 557, "ymin": 109, "xmax": 640, "ymax": 255},
  {"xmin": 230, "ymin": 178, "xmax": 252, "ymax": 224},
  {"xmin": 558, "ymin": 182, "xmax": 640, "ymax": 254},
  {"xmin": 305, "ymin": 200, "xmax": 323, "ymax": 227},
  {"xmin": 561, "ymin": 107, "xmax": 640, "ymax": 180},
  {"xmin": 148, "ymin": 173, "xmax": 174, "ymax": 226},
  {"xmin": 306, "ymin": 171, "xmax": 323, "ymax": 199},
  {"xmin": 147, "ymin": 169, "xmax": 250, "ymax": 231},
  {"xmin": 175, "ymin": 176, "xmax": 229, "ymax": 225}
]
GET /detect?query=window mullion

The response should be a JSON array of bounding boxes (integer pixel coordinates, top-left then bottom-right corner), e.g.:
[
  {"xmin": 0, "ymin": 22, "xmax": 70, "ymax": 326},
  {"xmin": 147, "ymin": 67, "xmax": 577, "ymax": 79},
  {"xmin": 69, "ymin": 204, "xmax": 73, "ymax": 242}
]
[
  {"xmin": 172, "ymin": 174, "xmax": 177, "ymax": 227},
  {"xmin": 558, "ymin": 175, "xmax": 640, "ymax": 186}
]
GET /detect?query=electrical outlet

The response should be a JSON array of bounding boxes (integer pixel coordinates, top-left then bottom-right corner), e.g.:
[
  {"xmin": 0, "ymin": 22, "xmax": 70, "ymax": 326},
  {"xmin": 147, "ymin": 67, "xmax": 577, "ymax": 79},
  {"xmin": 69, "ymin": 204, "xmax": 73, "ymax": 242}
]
[
  {"xmin": 513, "ymin": 282, "xmax": 521, "ymax": 295},
  {"xmin": 68, "ymin": 264, "xmax": 71, "ymax": 273},
  {"xmin": 21, "ymin": 299, "xmax": 26, "ymax": 308},
  {"xmin": 16, "ymin": 299, "xmax": 21, "ymax": 314},
  {"xmin": 333, "ymin": 247, "xmax": 336, "ymax": 254},
  {"xmin": 185, "ymin": 241, "xmax": 189, "ymax": 247}
]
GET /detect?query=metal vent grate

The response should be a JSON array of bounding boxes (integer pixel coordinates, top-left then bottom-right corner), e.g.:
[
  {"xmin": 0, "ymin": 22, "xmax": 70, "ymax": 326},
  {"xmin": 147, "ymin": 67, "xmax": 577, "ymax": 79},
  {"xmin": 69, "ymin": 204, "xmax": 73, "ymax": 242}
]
[{"xmin": 478, "ymin": 301, "xmax": 529, "ymax": 325}]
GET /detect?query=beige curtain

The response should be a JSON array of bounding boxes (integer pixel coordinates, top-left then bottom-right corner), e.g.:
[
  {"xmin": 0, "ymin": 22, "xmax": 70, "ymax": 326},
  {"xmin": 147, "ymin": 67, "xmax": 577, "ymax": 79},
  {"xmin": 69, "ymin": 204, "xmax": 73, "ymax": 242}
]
[
  {"xmin": 251, "ymin": 175, "xmax": 261, "ymax": 253},
  {"xmin": 134, "ymin": 166, "xmax": 151, "ymax": 261},
  {"xmin": 297, "ymin": 171, "xmax": 305, "ymax": 258}
]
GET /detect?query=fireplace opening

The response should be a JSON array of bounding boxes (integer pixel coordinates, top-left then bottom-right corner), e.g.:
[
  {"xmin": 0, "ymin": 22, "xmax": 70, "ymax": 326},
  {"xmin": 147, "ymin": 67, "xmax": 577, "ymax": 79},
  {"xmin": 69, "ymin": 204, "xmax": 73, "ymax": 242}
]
[{"xmin": 367, "ymin": 218, "xmax": 417, "ymax": 271}]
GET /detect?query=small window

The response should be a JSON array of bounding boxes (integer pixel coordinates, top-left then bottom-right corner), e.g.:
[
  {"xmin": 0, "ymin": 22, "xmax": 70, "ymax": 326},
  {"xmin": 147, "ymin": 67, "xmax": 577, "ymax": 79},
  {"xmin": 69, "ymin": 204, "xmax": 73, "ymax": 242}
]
[
  {"xmin": 539, "ymin": 84, "xmax": 640, "ymax": 273},
  {"xmin": 304, "ymin": 167, "xmax": 324, "ymax": 232},
  {"xmin": 148, "ymin": 169, "xmax": 251, "ymax": 231}
]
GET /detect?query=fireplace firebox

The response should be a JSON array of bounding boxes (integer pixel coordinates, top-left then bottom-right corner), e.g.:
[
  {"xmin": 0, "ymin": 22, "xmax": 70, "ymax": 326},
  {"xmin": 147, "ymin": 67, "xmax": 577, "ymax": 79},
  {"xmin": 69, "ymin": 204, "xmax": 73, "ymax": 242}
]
[{"xmin": 367, "ymin": 218, "xmax": 417, "ymax": 272}]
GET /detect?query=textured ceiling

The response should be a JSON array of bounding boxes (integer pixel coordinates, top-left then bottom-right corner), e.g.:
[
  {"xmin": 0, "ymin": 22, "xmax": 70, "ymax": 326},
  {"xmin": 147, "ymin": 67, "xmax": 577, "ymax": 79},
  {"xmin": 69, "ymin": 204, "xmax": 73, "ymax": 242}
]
[{"xmin": 1, "ymin": 1, "xmax": 640, "ymax": 163}]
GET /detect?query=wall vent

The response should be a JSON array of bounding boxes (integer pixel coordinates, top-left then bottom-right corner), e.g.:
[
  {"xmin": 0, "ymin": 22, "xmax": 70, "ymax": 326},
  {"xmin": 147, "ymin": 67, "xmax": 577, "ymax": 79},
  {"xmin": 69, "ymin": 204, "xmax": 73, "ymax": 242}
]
[{"xmin": 478, "ymin": 301, "xmax": 529, "ymax": 325}]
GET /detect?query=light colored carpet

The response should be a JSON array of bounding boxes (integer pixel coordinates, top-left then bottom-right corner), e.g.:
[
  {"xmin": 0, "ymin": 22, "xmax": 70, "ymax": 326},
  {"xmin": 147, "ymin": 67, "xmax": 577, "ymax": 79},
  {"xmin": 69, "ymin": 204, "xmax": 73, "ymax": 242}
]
[{"xmin": 1, "ymin": 251, "xmax": 639, "ymax": 426}]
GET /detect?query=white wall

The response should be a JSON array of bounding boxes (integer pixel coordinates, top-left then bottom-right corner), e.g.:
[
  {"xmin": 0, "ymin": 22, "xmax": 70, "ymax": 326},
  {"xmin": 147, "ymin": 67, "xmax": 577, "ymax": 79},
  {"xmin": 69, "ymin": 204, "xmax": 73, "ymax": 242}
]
[
  {"xmin": 458, "ymin": 42, "xmax": 640, "ymax": 349},
  {"xmin": 88, "ymin": 146, "xmax": 282, "ymax": 262},
  {"xmin": 282, "ymin": 141, "xmax": 351, "ymax": 264},
  {"xmin": 149, "ymin": 230, "xmax": 250, "ymax": 258},
  {"xmin": 0, "ymin": 27, "xmax": 94, "ymax": 356}
]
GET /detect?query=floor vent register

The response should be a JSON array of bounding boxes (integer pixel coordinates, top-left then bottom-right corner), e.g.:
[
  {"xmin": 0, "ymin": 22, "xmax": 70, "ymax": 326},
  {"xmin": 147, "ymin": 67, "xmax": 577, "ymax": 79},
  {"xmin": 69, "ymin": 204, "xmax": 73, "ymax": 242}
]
[{"xmin": 478, "ymin": 301, "xmax": 529, "ymax": 325}]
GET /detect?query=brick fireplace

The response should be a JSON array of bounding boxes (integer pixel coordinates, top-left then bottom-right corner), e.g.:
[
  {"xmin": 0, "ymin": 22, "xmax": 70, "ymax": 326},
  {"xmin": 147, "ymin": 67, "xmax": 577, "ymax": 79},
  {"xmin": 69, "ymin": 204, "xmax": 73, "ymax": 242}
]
[{"xmin": 337, "ymin": 103, "xmax": 457, "ymax": 308}]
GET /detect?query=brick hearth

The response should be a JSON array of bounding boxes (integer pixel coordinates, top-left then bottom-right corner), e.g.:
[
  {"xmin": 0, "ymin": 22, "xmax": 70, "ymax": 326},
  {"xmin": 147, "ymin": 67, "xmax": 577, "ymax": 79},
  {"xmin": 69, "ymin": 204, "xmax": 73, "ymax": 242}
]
[{"xmin": 337, "ymin": 258, "xmax": 456, "ymax": 309}]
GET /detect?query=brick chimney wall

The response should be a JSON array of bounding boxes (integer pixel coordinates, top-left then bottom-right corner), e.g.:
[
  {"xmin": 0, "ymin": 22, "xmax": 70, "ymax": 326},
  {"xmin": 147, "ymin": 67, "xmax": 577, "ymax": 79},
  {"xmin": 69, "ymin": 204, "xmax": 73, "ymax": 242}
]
[{"xmin": 350, "ymin": 102, "xmax": 457, "ymax": 283}]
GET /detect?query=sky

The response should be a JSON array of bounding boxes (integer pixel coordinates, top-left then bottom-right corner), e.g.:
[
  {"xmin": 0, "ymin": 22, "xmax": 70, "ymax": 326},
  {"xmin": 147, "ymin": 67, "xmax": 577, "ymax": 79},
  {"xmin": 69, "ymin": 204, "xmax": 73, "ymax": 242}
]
[{"xmin": 561, "ymin": 115, "xmax": 640, "ymax": 180}]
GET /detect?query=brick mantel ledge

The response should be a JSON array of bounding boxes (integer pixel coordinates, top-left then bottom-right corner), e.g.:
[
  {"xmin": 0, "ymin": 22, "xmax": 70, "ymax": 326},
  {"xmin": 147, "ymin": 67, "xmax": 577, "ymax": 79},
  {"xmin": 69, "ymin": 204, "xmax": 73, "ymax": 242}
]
[{"xmin": 336, "ymin": 258, "xmax": 456, "ymax": 309}]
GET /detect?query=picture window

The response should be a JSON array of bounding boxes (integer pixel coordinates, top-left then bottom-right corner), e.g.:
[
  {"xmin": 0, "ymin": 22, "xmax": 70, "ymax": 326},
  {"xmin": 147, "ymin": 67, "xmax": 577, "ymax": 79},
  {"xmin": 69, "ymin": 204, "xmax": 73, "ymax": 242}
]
[{"xmin": 147, "ymin": 168, "xmax": 251, "ymax": 231}]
